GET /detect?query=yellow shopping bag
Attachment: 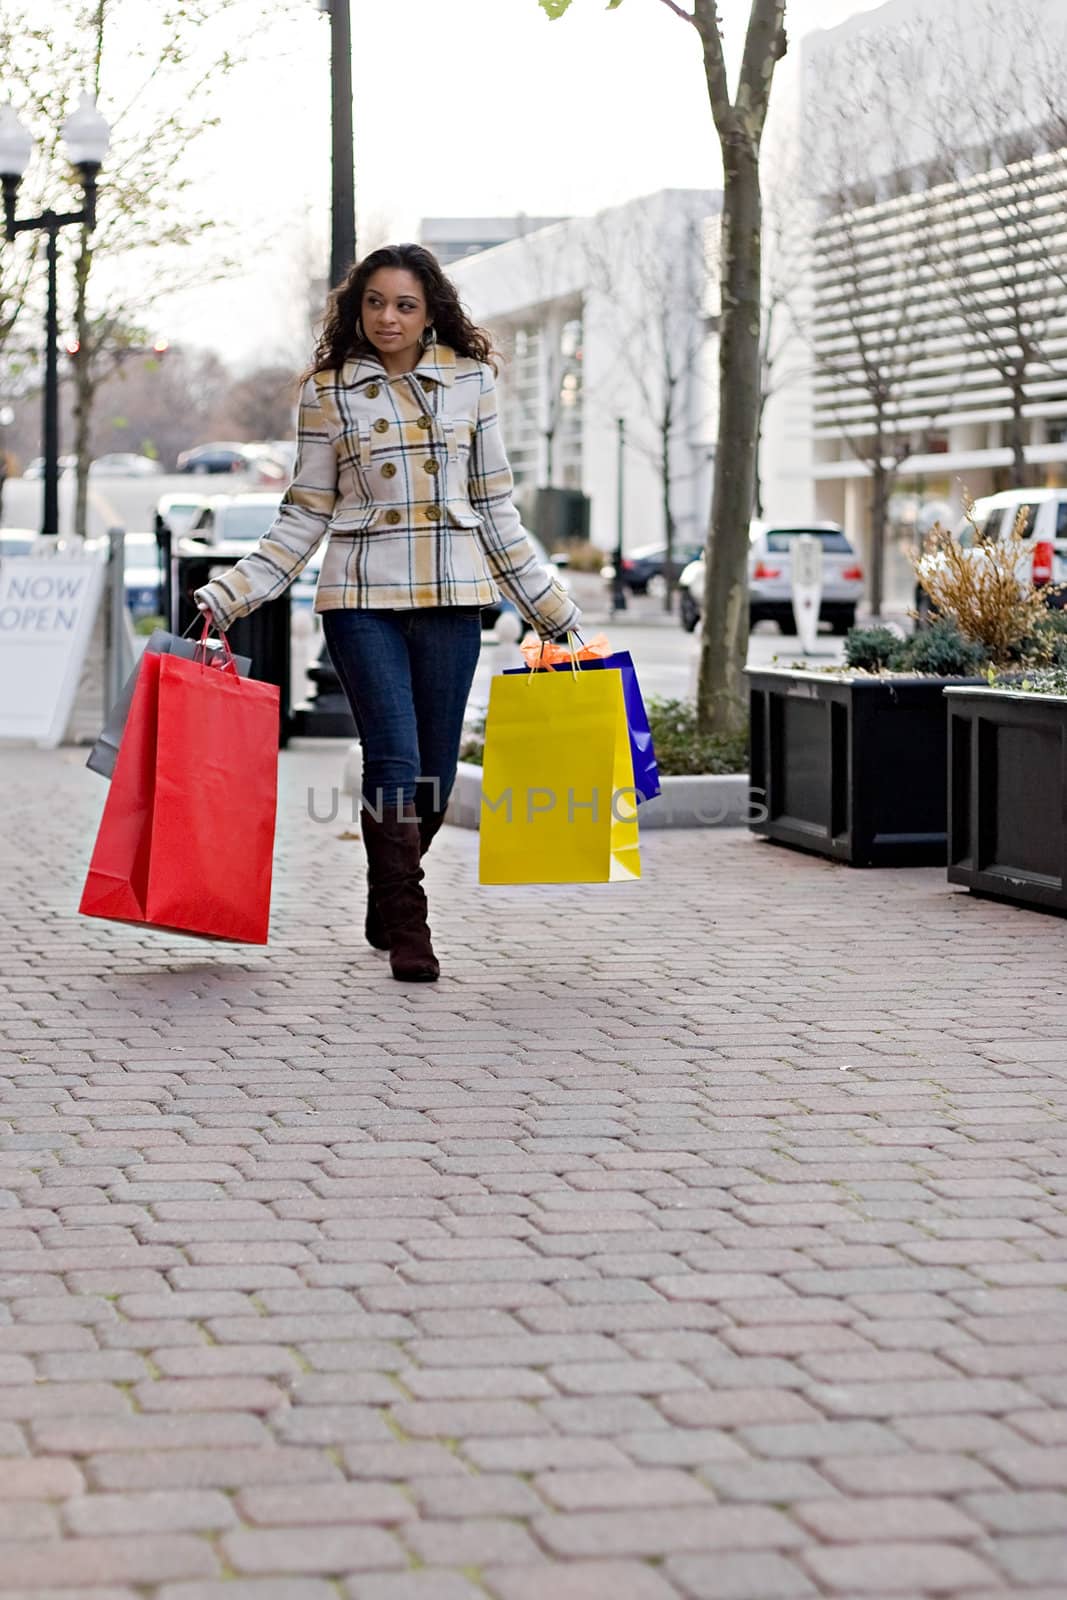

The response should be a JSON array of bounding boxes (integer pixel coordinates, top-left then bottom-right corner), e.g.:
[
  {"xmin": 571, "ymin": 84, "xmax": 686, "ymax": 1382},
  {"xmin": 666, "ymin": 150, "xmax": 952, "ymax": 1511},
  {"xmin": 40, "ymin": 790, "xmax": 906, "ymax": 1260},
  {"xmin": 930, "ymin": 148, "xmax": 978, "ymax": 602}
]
[{"xmin": 479, "ymin": 665, "xmax": 641, "ymax": 885}]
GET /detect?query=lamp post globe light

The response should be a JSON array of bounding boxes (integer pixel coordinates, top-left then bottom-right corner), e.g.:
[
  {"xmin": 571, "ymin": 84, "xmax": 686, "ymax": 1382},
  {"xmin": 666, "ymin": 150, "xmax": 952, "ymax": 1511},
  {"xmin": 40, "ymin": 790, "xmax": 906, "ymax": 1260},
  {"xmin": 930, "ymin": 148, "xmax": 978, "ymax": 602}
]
[{"xmin": 0, "ymin": 93, "xmax": 110, "ymax": 539}]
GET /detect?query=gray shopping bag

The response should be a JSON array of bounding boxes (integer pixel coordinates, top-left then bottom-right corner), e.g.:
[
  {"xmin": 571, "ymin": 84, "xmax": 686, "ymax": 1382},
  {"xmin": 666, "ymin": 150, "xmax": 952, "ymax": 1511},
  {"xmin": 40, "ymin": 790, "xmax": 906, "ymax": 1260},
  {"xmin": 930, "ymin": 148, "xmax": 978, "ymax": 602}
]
[{"xmin": 86, "ymin": 629, "xmax": 252, "ymax": 779}]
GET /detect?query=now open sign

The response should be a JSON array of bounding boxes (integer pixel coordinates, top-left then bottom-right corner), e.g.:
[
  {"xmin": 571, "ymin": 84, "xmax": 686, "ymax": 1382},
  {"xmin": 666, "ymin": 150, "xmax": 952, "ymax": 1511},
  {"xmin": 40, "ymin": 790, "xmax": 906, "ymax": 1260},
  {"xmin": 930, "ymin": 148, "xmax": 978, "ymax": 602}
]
[{"xmin": 0, "ymin": 551, "xmax": 107, "ymax": 746}]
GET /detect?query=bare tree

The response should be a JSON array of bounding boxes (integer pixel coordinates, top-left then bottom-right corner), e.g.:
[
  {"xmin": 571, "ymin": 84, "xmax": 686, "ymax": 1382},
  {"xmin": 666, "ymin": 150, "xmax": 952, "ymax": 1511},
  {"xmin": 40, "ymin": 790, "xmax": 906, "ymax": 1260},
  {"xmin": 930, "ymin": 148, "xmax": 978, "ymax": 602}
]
[
  {"xmin": 798, "ymin": 0, "xmax": 1067, "ymax": 609},
  {"xmin": 801, "ymin": 28, "xmax": 939, "ymax": 617},
  {"xmin": 79, "ymin": 343, "xmax": 232, "ymax": 465},
  {"xmin": 218, "ymin": 364, "xmax": 299, "ymax": 444},
  {"xmin": 67, "ymin": 0, "xmax": 268, "ymax": 535},
  {"xmin": 914, "ymin": 0, "xmax": 1067, "ymax": 488},
  {"xmin": 582, "ymin": 199, "xmax": 712, "ymax": 608},
  {"xmin": 0, "ymin": 7, "xmax": 87, "ymax": 443},
  {"xmin": 542, "ymin": 0, "xmax": 787, "ymax": 736},
  {"xmin": 750, "ymin": 158, "xmax": 810, "ymax": 518}
]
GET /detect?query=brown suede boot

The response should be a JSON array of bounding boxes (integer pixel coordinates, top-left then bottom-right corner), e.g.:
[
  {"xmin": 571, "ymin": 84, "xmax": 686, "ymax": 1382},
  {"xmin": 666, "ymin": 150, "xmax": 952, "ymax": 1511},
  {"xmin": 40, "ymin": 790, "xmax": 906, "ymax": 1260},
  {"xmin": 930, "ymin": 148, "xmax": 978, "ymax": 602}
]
[
  {"xmin": 364, "ymin": 809, "xmax": 446, "ymax": 951},
  {"xmin": 361, "ymin": 804, "xmax": 439, "ymax": 982},
  {"xmin": 418, "ymin": 810, "xmax": 447, "ymax": 857}
]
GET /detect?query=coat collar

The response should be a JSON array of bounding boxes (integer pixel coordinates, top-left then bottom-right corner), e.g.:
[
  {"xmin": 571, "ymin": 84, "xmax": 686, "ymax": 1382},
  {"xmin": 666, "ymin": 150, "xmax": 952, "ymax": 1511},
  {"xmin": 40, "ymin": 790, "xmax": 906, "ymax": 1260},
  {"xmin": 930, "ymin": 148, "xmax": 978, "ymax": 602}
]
[{"xmin": 342, "ymin": 343, "xmax": 457, "ymax": 389}]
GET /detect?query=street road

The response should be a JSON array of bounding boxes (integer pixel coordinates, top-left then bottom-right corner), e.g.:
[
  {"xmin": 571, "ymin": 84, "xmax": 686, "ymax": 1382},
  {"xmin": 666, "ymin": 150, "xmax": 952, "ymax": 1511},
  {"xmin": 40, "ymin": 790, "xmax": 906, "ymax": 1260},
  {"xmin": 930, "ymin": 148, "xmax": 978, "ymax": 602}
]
[
  {"xmin": 3, "ymin": 474, "xmax": 847, "ymax": 712},
  {"xmin": 3, "ymin": 470, "xmax": 242, "ymax": 540}
]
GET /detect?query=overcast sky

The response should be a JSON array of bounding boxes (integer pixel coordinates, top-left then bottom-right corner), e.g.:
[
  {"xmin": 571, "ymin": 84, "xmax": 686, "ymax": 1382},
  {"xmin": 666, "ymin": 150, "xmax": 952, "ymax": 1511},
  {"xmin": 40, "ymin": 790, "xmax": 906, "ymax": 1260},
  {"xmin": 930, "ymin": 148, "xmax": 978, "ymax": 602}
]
[{"xmin": 150, "ymin": 0, "xmax": 892, "ymax": 367}]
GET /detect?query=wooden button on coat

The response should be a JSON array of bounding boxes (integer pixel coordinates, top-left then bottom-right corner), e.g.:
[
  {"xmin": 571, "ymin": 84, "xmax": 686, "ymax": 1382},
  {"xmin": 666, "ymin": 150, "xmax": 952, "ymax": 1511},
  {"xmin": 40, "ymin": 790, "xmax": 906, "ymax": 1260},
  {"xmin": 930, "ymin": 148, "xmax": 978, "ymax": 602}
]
[
  {"xmin": 384, "ymin": 509, "xmax": 402, "ymax": 525},
  {"xmin": 380, "ymin": 462, "xmax": 397, "ymax": 478},
  {"xmin": 425, "ymin": 505, "xmax": 441, "ymax": 521},
  {"xmin": 416, "ymin": 415, "xmax": 432, "ymax": 431},
  {"xmin": 365, "ymin": 383, "xmax": 380, "ymax": 398},
  {"xmin": 373, "ymin": 418, "xmax": 390, "ymax": 433},
  {"xmin": 423, "ymin": 459, "xmax": 439, "ymax": 475}
]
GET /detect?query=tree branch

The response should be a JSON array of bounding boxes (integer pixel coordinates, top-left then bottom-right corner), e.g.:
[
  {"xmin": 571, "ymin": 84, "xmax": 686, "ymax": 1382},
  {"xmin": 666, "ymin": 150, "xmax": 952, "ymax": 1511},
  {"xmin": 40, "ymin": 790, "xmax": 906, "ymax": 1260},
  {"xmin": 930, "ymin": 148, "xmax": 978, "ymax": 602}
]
[
  {"xmin": 657, "ymin": 0, "xmax": 696, "ymax": 22},
  {"xmin": 691, "ymin": 0, "xmax": 736, "ymax": 141},
  {"xmin": 737, "ymin": 0, "xmax": 787, "ymax": 138}
]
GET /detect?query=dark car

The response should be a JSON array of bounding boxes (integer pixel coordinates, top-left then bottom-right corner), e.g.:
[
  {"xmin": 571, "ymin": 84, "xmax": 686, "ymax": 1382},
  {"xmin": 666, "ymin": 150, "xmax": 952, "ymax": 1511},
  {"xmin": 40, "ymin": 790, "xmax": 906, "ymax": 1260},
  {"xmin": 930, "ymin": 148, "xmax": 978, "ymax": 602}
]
[
  {"xmin": 176, "ymin": 442, "xmax": 253, "ymax": 475},
  {"xmin": 601, "ymin": 541, "xmax": 705, "ymax": 597}
]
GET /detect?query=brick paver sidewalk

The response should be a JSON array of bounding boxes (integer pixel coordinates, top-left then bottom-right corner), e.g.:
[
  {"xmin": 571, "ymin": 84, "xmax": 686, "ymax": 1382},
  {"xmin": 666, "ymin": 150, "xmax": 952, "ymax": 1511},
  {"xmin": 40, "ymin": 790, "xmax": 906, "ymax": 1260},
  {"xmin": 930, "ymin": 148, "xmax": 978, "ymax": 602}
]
[{"xmin": 2, "ymin": 743, "xmax": 1067, "ymax": 1600}]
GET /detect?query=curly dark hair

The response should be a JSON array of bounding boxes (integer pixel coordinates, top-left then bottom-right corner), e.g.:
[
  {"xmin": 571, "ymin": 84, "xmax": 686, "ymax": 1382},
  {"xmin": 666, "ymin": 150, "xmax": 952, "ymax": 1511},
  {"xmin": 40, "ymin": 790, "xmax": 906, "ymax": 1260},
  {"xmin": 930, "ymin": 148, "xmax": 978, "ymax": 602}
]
[{"xmin": 302, "ymin": 244, "xmax": 497, "ymax": 380}]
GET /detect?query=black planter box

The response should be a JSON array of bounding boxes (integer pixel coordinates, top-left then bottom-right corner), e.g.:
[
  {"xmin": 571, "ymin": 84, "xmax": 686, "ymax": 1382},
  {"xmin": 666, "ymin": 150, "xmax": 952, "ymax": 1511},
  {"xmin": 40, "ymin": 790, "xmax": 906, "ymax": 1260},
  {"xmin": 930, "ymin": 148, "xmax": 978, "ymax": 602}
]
[
  {"xmin": 747, "ymin": 668, "xmax": 980, "ymax": 868},
  {"xmin": 947, "ymin": 687, "xmax": 1067, "ymax": 913}
]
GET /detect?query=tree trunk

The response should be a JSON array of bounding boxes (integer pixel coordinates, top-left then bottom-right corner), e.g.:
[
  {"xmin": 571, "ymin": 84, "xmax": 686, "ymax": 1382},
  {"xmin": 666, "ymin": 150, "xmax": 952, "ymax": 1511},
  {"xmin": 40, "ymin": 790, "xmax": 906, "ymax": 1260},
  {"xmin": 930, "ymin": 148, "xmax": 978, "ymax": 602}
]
[
  {"xmin": 753, "ymin": 385, "xmax": 766, "ymax": 517},
  {"xmin": 697, "ymin": 133, "xmax": 761, "ymax": 736},
  {"xmin": 1007, "ymin": 381, "xmax": 1027, "ymax": 487},
  {"xmin": 661, "ymin": 429, "xmax": 676, "ymax": 612},
  {"xmin": 868, "ymin": 444, "xmax": 889, "ymax": 621}
]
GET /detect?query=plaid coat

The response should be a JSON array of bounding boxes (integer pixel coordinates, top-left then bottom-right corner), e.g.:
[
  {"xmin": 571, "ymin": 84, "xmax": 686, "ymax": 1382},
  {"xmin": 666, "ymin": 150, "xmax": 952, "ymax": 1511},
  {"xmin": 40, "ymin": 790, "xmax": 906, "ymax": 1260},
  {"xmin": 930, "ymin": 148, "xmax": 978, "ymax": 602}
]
[{"xmin": 193, "ymin": 344, "xmax": 581, "ymax": 640}]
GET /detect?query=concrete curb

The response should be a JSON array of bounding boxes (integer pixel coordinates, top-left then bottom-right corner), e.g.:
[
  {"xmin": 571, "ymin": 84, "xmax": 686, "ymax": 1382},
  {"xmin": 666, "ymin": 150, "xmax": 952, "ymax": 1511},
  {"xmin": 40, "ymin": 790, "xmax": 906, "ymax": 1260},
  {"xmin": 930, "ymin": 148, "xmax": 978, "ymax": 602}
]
[{"xmin": 444, "ymin": 761, "xmax": 751, "ymax": 831}]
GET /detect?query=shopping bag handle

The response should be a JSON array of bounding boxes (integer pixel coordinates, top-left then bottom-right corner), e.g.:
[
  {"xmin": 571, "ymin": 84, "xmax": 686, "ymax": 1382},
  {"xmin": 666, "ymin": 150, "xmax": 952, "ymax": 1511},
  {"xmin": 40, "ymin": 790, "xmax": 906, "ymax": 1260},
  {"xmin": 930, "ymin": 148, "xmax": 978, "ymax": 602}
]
[
  {"xmin": 194, "ymin": 615, "xmax": 239, "ymax": 676},
  {"xmin": 529, "ymin": 630, "xmax": 584, "ymax": 683}
]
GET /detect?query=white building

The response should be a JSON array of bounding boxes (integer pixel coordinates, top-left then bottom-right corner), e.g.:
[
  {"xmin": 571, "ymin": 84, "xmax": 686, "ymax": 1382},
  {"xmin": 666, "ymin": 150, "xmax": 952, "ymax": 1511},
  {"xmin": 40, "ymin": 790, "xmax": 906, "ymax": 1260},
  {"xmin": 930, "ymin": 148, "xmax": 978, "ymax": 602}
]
[
  {"xmin": 759, "ymin": 0, "xmax": 1067, "ymax": 604},
  {"xmin": 418, "ymin": 216, "xmax": 567, "ymax": 268},
  {"xmin": 445, "ymin": 190, "xmax": 721, "ymax": 558}
]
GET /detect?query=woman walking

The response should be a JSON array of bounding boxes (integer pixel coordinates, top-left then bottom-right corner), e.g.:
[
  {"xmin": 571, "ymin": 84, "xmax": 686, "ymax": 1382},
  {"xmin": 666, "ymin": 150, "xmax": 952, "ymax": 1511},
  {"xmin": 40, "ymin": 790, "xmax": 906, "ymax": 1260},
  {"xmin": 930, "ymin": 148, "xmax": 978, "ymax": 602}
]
[{"xmin": 195, "ymin": 244, "xmax": 581, "ymax": 983}]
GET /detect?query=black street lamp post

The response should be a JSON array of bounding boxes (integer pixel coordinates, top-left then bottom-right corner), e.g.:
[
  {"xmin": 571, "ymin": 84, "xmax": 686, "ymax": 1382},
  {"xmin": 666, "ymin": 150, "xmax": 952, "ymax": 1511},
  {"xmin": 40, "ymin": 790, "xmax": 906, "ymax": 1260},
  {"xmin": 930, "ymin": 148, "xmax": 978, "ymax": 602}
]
[
  {"xmin": 325, "ymin": 0, "xmax": 356, "ymax": 285},
  {"xmin": 0, "ymin": 95, "xmax": 110, "ymax": 538},
  {"xmin": 612, "ymin": 415, "xmax": 628, "ymax": 615},
  {"xmin": 294, "ymin": 0, "xmax": 358, "ymax": 735}
]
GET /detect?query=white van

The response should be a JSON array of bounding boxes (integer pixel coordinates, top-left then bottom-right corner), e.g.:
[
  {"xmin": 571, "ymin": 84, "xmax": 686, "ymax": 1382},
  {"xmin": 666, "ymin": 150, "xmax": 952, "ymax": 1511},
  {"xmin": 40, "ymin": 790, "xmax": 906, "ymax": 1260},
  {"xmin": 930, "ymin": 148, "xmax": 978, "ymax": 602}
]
[
  {"xmin": 915, "ymin": 487, "xmax": 1067, "ymax": 614},
  {"xmin": 955, "ymin": 488, "xmax": 1067, "ymax": 593}
]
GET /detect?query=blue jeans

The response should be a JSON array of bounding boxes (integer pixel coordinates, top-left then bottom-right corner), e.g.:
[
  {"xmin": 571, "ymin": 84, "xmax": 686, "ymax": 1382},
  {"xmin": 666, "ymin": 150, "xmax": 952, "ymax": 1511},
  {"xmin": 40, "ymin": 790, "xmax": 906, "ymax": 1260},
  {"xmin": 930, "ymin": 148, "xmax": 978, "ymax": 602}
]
[{"xmin": 323, "ymin": 607, "xmax": 483, "ymax": 817}]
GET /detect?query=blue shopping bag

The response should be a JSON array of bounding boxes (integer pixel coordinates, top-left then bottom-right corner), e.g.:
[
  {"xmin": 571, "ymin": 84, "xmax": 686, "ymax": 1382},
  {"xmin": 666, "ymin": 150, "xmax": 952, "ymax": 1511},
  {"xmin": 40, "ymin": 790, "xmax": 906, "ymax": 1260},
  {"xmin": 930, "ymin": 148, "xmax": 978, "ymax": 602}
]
[{"xmin": 505, "ymin": 649, "xmax": 661, "ymax": 804}]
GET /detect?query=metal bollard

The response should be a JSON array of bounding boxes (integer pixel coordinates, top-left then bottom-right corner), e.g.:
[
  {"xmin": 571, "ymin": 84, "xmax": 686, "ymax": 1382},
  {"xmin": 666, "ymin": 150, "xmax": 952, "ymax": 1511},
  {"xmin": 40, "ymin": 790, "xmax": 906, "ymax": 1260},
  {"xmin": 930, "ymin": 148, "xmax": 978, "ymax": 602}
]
[{"xmin": 105, "ymin": 524, "xmax": 133, "ymax": 717}]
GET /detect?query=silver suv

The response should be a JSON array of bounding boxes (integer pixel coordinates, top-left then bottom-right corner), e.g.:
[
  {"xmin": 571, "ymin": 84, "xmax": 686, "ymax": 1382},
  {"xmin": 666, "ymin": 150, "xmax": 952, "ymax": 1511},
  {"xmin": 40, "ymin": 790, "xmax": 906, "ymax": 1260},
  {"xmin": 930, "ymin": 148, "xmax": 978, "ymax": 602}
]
[{"xmin": 678, "ymin": 521, "xmax": 864, "ymax": 634}]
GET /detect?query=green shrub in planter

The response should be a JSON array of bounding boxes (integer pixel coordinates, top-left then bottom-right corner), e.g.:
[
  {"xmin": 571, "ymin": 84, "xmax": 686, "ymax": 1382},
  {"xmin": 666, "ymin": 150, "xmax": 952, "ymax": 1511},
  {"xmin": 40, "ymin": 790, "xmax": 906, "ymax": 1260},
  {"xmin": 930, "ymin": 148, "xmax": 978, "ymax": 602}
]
[
  {"xmin": 844, "ymin": 626, "xmax": 899, "ymax": 671},
  {"xmin": 1007, "ymin": 665, "xmax": 1067, "ymax": 696},
  {"xmin": 894, "ymin": 617, "xmax": 989, "ymax": 676},
  {"xmin": 1017, "ymin": 608, "xmax": 1067, "ymax": 667},
  {"xmin": 844, "ymin": 618, "xmax": 988, "ymax": 677}
]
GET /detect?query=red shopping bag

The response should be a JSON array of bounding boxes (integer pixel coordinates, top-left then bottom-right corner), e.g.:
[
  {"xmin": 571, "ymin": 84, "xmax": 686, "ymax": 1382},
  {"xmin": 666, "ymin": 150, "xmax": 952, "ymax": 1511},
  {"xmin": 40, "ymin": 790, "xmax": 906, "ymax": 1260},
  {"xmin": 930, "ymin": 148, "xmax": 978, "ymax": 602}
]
[{"xmin": 79, "ymin": 640, "xmax": 280, "ymax": 943}]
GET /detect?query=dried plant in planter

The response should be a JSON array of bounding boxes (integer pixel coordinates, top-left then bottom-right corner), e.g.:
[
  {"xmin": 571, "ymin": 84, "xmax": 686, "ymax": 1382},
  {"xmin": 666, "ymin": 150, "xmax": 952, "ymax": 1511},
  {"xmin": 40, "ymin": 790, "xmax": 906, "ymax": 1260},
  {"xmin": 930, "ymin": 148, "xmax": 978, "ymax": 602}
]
[{"xmin": 913, "ymin": 498, "xmax": 1054, "ymax": 665}]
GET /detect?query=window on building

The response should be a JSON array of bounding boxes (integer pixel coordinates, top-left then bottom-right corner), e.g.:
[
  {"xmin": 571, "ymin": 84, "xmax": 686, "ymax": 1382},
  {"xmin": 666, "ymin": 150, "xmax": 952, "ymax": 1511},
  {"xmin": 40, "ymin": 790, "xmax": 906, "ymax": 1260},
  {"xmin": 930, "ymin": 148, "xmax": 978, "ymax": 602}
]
[
  {"xmin": 499, "ymin": 324, "xmax": 542, "ymax": 487},
  {"xmin": 555, "ymin": 313, "xmax": 584, "ymax": 490}
]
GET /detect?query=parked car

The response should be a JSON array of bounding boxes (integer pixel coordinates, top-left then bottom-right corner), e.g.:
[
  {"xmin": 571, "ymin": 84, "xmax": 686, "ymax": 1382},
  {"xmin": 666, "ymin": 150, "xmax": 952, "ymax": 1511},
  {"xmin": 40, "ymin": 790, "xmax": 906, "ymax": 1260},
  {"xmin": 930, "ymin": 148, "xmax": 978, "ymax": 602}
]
[
  {"xmin": 601, "ymin": 541, "xmax": 705, "ymax": 597},
  {"xmin": 154, "ymin": 492, "xmax": 210, "ymax": 540},
  {"xmin": 186, "ymin": 493, "xmax": 283, "ymax": 545},
  {"xmin": 22, "ymin": 456, "xmax": 75, "ymax": 479},
  {"xmin": 90, "ymin": 452, "xmax": 162, "ymax": 477},
  {"xmin": 0, "ymin": 530, "xmax": 37, "ymax": 558},
  {"xmin": 176, "ymin": 442, "xmax": 255, "ymax": 475},
  {"xmin": 678, "ymin": 521, "xmax": 864, "ymax": 634},
  {"xmin": 260, "ymin": 439, "xmax": 297, "ymax": 474},
  {"xmin": 122, "ymin": 532, "xmax": 165, "ymax": 620},
  {"xmin": 480, "ymin": 531, "xmax": 573, "ymax": 632},
  {"xmin": 915, "ymin": 487, "xmax": 1067, "ymax": 614}
]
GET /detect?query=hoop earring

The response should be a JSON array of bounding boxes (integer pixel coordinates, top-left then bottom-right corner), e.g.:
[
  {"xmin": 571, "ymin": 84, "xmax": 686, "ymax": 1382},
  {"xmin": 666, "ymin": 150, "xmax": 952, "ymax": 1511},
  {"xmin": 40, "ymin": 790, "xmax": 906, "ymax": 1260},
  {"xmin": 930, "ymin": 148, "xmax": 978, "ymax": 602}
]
[
  {"xmin": 421, "ymin": 325, "xmax": 437, "ymax": 350},
  {"xmin": 355, "ymin": 317, "xmax": 365, "ymax": 342}
]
